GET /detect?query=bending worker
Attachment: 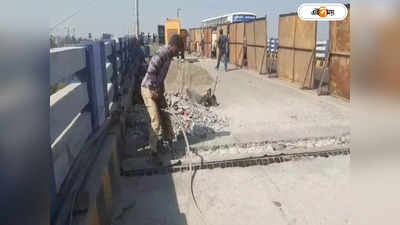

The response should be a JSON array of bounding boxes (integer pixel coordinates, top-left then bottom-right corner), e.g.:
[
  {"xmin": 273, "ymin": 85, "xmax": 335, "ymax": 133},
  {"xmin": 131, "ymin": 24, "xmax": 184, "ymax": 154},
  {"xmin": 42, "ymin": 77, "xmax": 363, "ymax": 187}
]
[{"xmin": 141, "ymin": 34, "xmax": 185, "ymax": 165}]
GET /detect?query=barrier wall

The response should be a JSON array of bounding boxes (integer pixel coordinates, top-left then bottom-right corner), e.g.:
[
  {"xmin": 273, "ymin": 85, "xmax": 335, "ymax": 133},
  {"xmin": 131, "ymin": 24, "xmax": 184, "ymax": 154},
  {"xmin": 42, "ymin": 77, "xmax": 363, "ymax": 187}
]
[
  {"xmin": 52, "ymin": 37, "xmax": 140, "ymax": 225},
  {"xmin": 278, "ymin": 13, "xmax": 316, "ymax": 88},
  {"xmin": 329, "ymin": 7, "xmax": 350, "ymax": 99},
  {"xmin": 205, "ymin": 28, "xmax": 212, "ymax": 57},
  {"xmin": 190, "ymin": 19, "xmax": 267, "ymax": 73},
  {"xmin": 229, "ymin": 23, "xmax": 237, "ymax": 64},
  {"xmin": 246, "ymin": 18, "xmax": 267, "ymax": 73},
  {"xmin": 189, "ymin": 28, "xmax": 203, "ymax": 53},
  {"xmin": 188, "ymin": 11, "xmax": 350, "ymax": 99}
]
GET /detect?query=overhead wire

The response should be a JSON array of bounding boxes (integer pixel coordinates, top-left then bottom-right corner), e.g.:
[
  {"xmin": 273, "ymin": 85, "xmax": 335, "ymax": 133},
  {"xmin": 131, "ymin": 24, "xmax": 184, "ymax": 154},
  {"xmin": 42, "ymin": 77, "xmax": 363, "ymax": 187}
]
[{"xmin": 50, "ymin": 0, "xmax": 99, "ymax": 31}]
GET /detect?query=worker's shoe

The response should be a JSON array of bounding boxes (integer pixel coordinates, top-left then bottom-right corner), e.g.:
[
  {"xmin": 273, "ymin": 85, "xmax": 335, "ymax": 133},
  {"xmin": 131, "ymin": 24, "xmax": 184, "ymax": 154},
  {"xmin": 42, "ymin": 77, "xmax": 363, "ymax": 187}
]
[
  {"xmin": 157, "ymin": 140, "xmax": 170, "ymax": 154},
  {"xmin": 163, "ymin": 140, "xmax": 173, "ymax": 152},
  {"xmin": 147, "ymin": 152, "xmax": 163, "ymax": 167}
]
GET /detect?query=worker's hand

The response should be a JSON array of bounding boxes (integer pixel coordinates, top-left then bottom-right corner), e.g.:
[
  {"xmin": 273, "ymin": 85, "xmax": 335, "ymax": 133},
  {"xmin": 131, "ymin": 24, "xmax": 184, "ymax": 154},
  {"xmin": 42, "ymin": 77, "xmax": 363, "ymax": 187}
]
[{"xmin": 150, "ymin": 90, "xmax": 160, "ymax": 100}]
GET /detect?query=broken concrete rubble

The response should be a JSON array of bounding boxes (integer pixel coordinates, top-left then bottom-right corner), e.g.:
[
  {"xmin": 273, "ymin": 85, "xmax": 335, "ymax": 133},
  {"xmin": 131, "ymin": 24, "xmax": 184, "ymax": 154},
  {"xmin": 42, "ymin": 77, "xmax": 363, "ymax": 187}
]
[
  {"xmin": 165, "ymin": 92, "xmax": 229, "ymax": 139},
  {"xmin": 175, "ymin": 134, "xmax": 351, "ymax": 164}
]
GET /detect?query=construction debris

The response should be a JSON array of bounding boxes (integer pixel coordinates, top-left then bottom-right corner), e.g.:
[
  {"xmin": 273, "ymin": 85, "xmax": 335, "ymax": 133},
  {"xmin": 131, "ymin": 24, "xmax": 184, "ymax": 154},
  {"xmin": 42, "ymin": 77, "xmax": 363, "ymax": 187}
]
[
  {"xmin": 175, "ymin": 134, "xmax": 351, "ymax": 164},
  {"xmin": 165, "ymin": 92, "xmax": 229, "ymax": 138},
  {"xmin": 199, "ymin": 88, "xmax": 218, "ymax": 107}
]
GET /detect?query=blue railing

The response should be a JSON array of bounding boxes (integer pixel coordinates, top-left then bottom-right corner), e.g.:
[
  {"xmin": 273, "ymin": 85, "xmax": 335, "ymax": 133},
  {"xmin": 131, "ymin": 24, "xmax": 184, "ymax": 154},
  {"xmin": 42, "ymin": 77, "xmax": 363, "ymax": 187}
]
[{"xmin": 50, "ymin": 36, "xmax": 140, "ymax": 222}]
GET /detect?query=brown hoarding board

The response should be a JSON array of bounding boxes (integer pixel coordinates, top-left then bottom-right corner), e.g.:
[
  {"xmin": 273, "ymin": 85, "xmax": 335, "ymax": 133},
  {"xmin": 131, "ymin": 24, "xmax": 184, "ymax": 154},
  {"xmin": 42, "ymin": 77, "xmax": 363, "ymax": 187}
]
[
  {"xmin": 230, "ymin": 23, "xmax": 237, "ymax": 43},
  {"xmin": 277, "ymin": 48, "xmax": 294, "ymax": 81},
  {"xmin": 245, "ymin": 21, "xmax": 256, "ymax": 70},
  {"xmin": 195, "ymin": 29, "xmax": 202, "ymax": 42},
  {"xmin": 254, "ymin": 19, "xmax": 267, "ymax": 73},
  {"xmin": 277, "ymin": 14, "xmax": 315, "ymax": 87},
  {"xmin": 245, "ymin": 22, "xmax": 255, "ymax": 46},
  {"xmin": 190, "ymin": 29, "xmax": 195, "ymax": 42},
  {"xmin": 230, "ymin": 23, "xmax": 245, "ymax": 66},
  {"xmin": 229, "ymin": 43, "xmax": 236, "ymax": 64},
  {"xmin": 247, "ymin": 46, "xmax": 257, "ymax": 70},
  {"xmin": 236, "ymin": 22, "xmax": 245, "ymax": 44},
  {"xmin": 329, "ymin": 55, "xmax": 350, "ymax": 99},
  {"xmin": 294, "ymin": 50, "xmax": 314, "ymax": 85},
  {"xmin": 245, "ymin": 19, "xmax": 267, "ymax": 72},
  {"xmin": 293, "ymin": 17, "xmax": 316, "ymax": 86},
  {"xmin": 330, "ymin": 10, "xmax": 350, "ymax": 56},
  {"xmin": 294, "ymin": 16, "xmax": 317, "ymax": 50},
  {"xmin": 206, "ymin": 28, "xmax": 212, "ymax": 43},
  {"xmin": 329, "ymin": 8, "xmax": 350, "ymax": 99},
  {"xmin": 206, "ymin": 28, "xmax": 213, "ymax": 57},
  {"xmin": 189, "ymin": 29, "xmax": 196, "ymax": 52},
  {"xmin": 254, "ymin": 19, "xmax": 267, "ymax": 46},
  {"xmin": 278, "ymin": 15, "xmax": 296, "ymax": 48},
  {"xmin": 229, "ymin": 24, "xmax": 237, "ymax": 64},
  {"xmin": 256, "ymin": 46, "xmax": 267, "ymax": 73},
  {"xmin": 236, "ymin": 44, "xmax": 244, "ymax": 66},
  {"xmin": 294, "ymin": 17, "xmax": 316, "ymax": 50}
]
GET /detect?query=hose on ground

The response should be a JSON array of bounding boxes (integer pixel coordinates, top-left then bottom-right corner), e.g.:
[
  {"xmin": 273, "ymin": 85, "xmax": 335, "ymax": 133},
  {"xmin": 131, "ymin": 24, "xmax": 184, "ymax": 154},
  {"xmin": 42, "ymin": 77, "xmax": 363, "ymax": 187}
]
[{"xmin": 161, "ymin": 107, "xmax": 209, "ymax": 225}]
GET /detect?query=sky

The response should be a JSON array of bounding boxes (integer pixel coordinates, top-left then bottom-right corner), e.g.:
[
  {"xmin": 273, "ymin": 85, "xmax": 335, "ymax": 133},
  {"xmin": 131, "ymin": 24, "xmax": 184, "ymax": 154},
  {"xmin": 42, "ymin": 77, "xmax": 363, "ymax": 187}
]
[{"xmin": 49, "ymin": 0, "xmax": 350, "ymax": 40}]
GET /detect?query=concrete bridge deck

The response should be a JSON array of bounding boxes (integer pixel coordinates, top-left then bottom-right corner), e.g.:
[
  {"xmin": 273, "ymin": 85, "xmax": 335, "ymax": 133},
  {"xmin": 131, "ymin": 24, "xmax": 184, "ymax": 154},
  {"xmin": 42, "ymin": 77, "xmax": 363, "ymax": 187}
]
[{"xmin": 113, "ymin": 57, "xmax": 350, "ymax": 225}]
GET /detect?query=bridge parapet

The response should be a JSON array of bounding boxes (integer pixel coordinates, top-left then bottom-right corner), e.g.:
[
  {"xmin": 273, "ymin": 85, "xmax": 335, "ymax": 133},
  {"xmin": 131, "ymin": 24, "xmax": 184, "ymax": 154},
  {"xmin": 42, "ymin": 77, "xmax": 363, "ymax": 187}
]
[{"xmin": 51, "ymin": 36, "xmax": 143, "ymax": 225}]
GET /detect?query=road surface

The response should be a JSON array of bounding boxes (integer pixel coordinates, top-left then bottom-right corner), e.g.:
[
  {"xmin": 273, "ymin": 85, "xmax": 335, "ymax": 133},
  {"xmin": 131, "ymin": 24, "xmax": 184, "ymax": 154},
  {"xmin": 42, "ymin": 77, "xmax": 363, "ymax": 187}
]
[{"xmin": 116, "ymin": 58, "xmax": 351, "ymax": 225}]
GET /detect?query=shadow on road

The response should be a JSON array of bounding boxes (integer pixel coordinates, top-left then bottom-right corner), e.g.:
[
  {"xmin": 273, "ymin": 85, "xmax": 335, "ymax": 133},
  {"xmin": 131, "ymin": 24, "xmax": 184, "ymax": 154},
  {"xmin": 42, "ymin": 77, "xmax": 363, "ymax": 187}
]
[
  {"xmin": 115, "ymin": 105, "xmax": 189, "ymax": 225},
  {"xmin": 113, "ymin": 170, "xmax": 189, "ymax": 225}
]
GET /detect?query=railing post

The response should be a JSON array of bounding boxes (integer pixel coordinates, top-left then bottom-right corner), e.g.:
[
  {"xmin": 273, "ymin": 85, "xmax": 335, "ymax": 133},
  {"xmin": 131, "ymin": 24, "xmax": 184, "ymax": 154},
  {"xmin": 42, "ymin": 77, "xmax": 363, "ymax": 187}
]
[
  {"xmin": 109, "ymin": 40, "xmax": 120, "ymax": 103},
  {"xmin": 118, "ymin": 38, "xmax": 124, "ymax": 78},
  {"xmin": 86, "ymin": 41, "xmax": 107, "ymax": 131},
  {"xmin": 50, "ymin": 145, "xmax": 56, "ymax": 225},
  {"xmin": 101, "ymin": 41, "xmax": 110, "ymax": 117}
]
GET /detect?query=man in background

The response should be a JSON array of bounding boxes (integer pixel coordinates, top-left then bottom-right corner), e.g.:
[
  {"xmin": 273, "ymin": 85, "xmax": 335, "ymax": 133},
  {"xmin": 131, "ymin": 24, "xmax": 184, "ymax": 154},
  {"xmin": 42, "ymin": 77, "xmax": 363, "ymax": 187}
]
[
  {"xmin": 216, "ymin": 29, "xmax": 229, "ymax": 72},
  {"xmin": 141, "ymin": 34, "xmax": 184, "ymax": 165},
  {"xmin": 200, "ymin": 38, "xmax": 205, "ymax": 58}
]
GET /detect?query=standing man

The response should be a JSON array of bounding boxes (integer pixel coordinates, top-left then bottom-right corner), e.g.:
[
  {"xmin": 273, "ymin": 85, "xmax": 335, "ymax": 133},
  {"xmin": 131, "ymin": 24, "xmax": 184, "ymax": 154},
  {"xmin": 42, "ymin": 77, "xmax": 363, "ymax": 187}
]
[
  {"xmin": 141, "ymin": 34, "xmax": 184, "ymax": 165},
  {"xmin": 200, "ymin": 38, "xmax": 205, "ymax": 58},
  {"xmin": 216, "ymin": 29, "xmax": 229, "ymax": 72}
]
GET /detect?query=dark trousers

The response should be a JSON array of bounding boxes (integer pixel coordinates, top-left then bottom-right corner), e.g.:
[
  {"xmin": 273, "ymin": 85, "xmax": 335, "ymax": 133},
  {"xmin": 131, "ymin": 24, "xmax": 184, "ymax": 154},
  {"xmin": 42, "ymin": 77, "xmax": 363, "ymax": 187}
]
[{"xmin": 216, "ymin": 50, "xmax": 228, "ymax": 71}]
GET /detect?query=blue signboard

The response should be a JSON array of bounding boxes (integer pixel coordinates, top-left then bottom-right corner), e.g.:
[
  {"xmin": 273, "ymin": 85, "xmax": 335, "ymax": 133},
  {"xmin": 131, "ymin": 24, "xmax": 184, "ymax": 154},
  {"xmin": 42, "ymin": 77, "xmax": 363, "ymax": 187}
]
[{"xmin": 233, "ymin": 15, "xmax": 256, "ymax": 23}]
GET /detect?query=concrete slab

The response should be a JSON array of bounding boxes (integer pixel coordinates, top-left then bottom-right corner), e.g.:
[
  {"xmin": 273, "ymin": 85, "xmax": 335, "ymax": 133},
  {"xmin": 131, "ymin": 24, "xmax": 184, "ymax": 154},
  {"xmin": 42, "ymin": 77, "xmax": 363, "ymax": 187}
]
[{"xmin": 113, "ymin": 155, "xmax": 350, "ymax": 225}]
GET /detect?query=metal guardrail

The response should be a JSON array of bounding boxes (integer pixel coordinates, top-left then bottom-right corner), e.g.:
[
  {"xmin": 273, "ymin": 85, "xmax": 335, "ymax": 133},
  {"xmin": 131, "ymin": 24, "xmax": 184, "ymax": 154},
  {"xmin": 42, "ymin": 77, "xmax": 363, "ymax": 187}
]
[
  {"xmin": 50, "ymin": 38, "xmax": 137, "ymax": 148},
  {"xmin": 50, "ymin": 36, "xmax": 140, "ymax": 224}
]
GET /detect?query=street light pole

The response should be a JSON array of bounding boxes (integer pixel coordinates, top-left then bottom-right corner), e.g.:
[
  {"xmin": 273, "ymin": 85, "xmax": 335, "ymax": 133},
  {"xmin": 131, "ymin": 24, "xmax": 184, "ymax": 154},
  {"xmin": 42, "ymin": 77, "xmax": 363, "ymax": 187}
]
[{"xmin": 135, "ymin": 0, "xmax": 140, "ymax": 37}]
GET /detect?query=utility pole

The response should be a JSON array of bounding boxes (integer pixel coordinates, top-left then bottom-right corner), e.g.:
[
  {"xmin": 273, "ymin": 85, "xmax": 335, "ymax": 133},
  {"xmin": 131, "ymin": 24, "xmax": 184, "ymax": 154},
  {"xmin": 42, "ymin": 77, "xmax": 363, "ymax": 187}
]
[
  {"xmin": 177, "ymin": 8, "xmax": 182, "ymax": 18},
  {"xmin": 135, "ymin": 0, "xmax": 140, "ymax": 37}
]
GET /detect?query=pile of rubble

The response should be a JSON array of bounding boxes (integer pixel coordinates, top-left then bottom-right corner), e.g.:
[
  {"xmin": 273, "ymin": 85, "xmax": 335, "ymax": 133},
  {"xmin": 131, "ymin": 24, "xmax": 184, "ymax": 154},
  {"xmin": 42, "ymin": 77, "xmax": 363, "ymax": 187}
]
[{"xmin": 165, "ymin": 92, "xmax": 229, "ymax": 138}]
